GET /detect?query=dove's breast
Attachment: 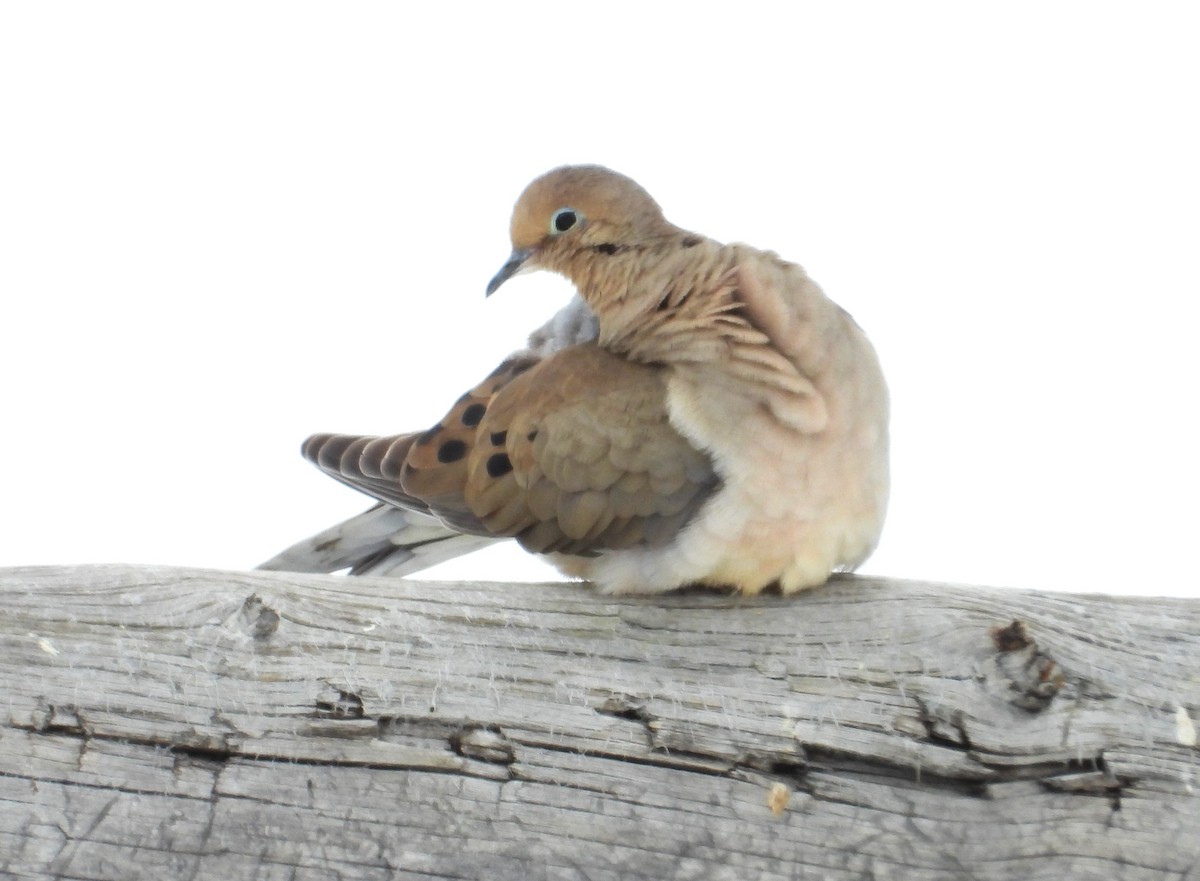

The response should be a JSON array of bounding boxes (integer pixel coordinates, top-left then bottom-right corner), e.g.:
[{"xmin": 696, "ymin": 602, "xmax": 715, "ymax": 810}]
[{"xmin": 568, "ymin": 315, "xmax": 888, "ymax": 596}]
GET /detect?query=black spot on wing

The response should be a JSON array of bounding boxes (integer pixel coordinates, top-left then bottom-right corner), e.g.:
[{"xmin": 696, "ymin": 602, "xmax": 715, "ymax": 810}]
[
  {"xmin": 486, "ymin": 453, "xmax": 513, "ymax": 477},
  {"xmin": 437, "ymin": 440, "xmax": 468, "ymax": 463},
  {"xmin": 462, "ymin": 403, "xmax": 486, "ymax": 427}
]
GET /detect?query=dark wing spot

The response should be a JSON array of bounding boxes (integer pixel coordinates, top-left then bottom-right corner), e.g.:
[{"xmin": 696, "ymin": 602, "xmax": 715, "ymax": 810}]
[
  {"xmin": 681, "ymin": 236, "xmax": 701, "ymax": 248},
  {"xmin": 509, "ymin": 361, "xmax": 534, "ymax": 377},
  {"xmin": 490, "ymin": 430, "xmax": 507, "ymax": 446},
  {"xmin": 437, "ymin": 439, "xmax": 468, "ymax": 463},
  {"xmin": 461, "ymin": 403, "xmax": 486, "ymax": 427},
  {"xmin": 416, "ymin": 424, "xmax": 443, "ymax": 446},
  {"xmin": 486, "ymin": 453, "xmax": 513, "ymax": 477}
]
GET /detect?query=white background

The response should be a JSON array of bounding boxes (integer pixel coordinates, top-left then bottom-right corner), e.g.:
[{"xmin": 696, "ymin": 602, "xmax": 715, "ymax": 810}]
[{"xmin": 2, "ymin": 3, "xmax": 1197, "ymax": 597}]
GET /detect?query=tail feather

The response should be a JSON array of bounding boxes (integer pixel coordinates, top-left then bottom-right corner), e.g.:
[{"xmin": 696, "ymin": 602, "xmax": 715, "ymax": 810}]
[{"xmin": 258, "ymin": 504, "xmax": 496, "ymax": 577}]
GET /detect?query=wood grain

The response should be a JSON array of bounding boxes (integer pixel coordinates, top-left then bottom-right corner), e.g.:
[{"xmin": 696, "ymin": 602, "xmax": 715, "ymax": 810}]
[{"xmin": 2, "ymin": 564, "xmax": 1197, "ymax": 879}]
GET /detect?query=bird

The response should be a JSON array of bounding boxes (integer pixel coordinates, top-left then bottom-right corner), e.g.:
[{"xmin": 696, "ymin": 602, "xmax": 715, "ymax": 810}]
[{"xmin": 260, "ymin": 165, "xmax": 889, "ymax": 594}]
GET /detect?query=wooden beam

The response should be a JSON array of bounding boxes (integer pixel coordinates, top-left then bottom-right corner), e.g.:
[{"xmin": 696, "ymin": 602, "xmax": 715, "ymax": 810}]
[{"xmin": 2, "ymin": 564, "xmax": 1197, "ymax": 879}]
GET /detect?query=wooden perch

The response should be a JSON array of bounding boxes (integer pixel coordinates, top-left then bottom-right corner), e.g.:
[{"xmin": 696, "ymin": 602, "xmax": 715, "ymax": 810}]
[{"xmin": 2, "ymin": 564, "xmax": 1198, "ymax": 879}]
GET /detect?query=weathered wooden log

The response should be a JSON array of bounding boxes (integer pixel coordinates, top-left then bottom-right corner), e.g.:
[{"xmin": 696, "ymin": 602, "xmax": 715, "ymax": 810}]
[{"xmin": 1, "ymin": 564, "xmax": 1197, "ymax": 880}]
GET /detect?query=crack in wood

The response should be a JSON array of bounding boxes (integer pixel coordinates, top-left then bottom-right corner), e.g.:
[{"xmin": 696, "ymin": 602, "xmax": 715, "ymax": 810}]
[
  {"xmin": 913, "ymin": 696, "xmax": 974, "ymax": 752},
  {"xmin": 313, "ymin": 686, "xmax": 365, "ymax": 719},
  {"xmin": 12, "ymin": 682, "xmax": 1142, "ymax": 813},
  {"xmin": 28, "ymin": 702, "xmax": 88, "ymax": 736},
  {"xmin": 594, "ymin": 693, "xmax": 654, "ymax": 724},
  {"xmin": 450, "ymin": 724, "xmax": 516, "ymax": 765},
  {"xmin": 170, "ymin": 742, "xmax": 234, "ymax": 765}
]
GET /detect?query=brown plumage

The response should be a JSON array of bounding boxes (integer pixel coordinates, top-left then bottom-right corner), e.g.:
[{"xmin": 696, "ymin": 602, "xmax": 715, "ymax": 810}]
[{"xmin": 263, "ymin": 165, "xmax": 889, "ymax": 594}]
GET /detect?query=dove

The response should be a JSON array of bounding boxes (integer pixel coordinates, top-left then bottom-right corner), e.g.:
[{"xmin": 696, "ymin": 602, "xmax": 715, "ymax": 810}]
[{"xmin": 261, "ymin": 165, "xmax": 889, "ymax": 594}]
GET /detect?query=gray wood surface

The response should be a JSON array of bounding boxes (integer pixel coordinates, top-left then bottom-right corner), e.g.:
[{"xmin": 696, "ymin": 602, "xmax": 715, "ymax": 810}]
[{"xmin": 2, "ymin": 564, "xmax": 1198, "ymax": 880}]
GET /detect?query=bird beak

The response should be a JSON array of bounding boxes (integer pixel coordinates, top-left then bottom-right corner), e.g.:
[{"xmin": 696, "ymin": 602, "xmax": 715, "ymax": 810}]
[{"xmin": 486, "ymin": 248, "xmax": 534, "ymax": 297}]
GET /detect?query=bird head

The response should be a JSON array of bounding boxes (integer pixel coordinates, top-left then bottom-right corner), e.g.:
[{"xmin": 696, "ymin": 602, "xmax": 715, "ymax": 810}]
[{"xmin": 486, "ymin": 165, "xmax": 671, "ymax": 297}]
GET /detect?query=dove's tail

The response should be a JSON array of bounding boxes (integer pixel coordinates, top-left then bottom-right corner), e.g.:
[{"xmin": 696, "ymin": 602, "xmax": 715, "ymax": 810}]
[{"xmin": 257, "ymin": 504, "xmax": 497, "ymax": 577}]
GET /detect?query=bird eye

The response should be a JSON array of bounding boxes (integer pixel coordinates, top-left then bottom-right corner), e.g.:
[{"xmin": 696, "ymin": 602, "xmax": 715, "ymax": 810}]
[{"xmin": 549, "ymin": 208, "xmax": 579, "ymax": 235}]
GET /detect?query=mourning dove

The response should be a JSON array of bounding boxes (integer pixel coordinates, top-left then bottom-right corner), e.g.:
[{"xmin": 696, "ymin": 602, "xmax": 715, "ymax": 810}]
[{"xmin": 261, "ymin": 165, "xmax": 889, "ymax": 594}]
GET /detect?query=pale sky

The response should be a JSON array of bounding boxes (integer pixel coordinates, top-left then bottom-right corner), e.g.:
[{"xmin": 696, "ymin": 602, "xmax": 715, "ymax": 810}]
[{"xmin": 3, "ymin": 3, "xmax": 1197, "ymax": 597}]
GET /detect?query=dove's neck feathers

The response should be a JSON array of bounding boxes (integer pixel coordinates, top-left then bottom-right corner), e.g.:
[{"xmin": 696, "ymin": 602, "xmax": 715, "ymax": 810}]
[{"xmin": 556, "ymin": 232, "xmax": 839, "ymax": 434}]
